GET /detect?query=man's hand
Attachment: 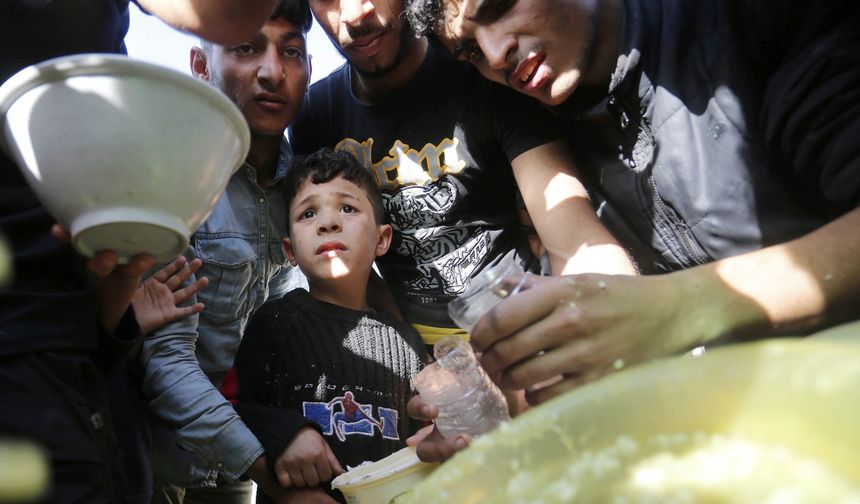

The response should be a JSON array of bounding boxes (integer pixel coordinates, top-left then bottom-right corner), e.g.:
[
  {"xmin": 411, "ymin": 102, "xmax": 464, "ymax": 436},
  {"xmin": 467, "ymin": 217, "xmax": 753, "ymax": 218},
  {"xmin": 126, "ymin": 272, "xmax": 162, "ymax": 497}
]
[
  {"xmin": 470, "ymin": 273, "xmax": 704, "ymax": 405},
  {"xmin": 51, "ymin": 224, "xmax": 155, "ymax": 332},
  {"xmin": 131, "ymin": 256, "xmax": 208, "ymax": 334},
  {"xmin": 405, "ymin": 395, "xmax": 470, "ymax": 463},
  {"xmin": 273, "ymin": 427, "xmax": 344, "ymax": 488}
]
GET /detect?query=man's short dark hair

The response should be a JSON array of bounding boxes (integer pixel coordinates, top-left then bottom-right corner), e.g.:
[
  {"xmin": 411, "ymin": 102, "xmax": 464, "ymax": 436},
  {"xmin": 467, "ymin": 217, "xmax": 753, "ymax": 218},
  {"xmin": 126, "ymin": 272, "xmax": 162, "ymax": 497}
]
[
  {"xmin": 272, "ymin": 0, "xmax": 313, "ymax": 34},
  {"xmin": 405, "ymin": 0, "xmax": 446, "ymax": 38},
  {"xmin": 283, "ymin": 148, "xmax": 386, "ymax": 230}
]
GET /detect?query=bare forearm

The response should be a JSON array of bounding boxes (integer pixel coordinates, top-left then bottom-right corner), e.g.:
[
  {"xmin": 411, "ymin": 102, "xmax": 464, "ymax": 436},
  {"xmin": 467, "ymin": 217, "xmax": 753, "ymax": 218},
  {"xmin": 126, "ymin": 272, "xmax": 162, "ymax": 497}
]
[
  {"xmin": 679, "ymin": 207, "xmax": 860, "ymax": 343},
  {"xmin": 546, "ymin": 211, "xmax": 637, "ymax": 276},
  {"xmin": 139, "ymin": 0, "xmax": 277, "ymax": 45},
  {"xmin": 512, "ymin": 140, "xmax": 637, "ymax": 277}
]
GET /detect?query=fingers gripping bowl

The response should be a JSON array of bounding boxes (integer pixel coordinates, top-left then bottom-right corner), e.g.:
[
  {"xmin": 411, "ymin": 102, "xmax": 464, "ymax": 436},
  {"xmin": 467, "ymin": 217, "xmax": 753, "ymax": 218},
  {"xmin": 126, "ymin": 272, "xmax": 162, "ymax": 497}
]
[{"xmin": 0, "ymin": 54, "xmax": 250, "ymax": 262}]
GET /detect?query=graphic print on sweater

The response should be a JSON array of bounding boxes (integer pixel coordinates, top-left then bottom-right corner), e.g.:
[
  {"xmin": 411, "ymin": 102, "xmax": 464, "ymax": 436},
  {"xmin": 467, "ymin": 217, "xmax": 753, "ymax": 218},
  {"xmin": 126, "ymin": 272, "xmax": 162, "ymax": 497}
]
[{"xmin": 304, "ymin": 391, "xmax": 400, "ymax": 442}]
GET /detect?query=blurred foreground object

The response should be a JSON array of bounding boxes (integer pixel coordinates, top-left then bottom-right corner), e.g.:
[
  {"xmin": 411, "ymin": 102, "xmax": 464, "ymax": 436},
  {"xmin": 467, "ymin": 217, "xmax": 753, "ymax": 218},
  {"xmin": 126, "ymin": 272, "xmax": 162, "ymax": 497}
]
[
  {"xmin": 0, "ymin": 440, "xmax": 48, "ymax": 502},
  {"xmin": 0, "ymin": 54, "xmax": 249, "ymax": 263},
  {"xmin": 401, "ymin": 336, "xmax": 860, "ymax": 503},
  {"xmin": 0, "ymin": 235, "xmax": 9, "ymax": 288}
]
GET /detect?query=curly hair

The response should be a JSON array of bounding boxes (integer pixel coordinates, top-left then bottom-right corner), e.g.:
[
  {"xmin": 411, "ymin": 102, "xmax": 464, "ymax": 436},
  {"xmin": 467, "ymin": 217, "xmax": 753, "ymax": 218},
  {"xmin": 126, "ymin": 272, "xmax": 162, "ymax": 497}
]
[
  {"xmin": 405, "ymin": 0, "xmax": 447, "ymax": 37},
  {"xmin": 283, "ymin": 148, "xmax": 386, "ymax": 228}
]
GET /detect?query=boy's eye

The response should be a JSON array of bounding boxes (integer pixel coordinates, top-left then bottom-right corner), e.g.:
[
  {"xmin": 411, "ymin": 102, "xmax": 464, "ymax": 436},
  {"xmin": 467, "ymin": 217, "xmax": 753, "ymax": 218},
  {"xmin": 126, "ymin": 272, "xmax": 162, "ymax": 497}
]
[
  {"xmin": 299, "ymin": 209, "xmax": 315, "ymax": 220},
  {"xmin": 341, "ymin": 204, "xmax": 355, "ymax": 214}
]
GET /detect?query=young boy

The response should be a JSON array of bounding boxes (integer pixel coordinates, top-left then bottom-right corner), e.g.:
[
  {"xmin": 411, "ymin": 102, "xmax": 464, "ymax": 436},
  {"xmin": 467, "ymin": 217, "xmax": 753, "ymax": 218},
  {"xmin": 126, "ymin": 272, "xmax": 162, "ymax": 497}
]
[{"xmin": 222, "ymin": 148, "xmax": 429, "ymax": 503}]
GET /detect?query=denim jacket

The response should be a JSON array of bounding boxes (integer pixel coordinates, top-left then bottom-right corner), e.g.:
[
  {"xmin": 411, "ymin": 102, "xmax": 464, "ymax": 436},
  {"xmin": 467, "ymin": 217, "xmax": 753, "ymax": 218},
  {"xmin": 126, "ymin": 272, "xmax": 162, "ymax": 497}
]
[{"xmin": 140, "ymin": 140, "xmax": 307, "ymax": 487}]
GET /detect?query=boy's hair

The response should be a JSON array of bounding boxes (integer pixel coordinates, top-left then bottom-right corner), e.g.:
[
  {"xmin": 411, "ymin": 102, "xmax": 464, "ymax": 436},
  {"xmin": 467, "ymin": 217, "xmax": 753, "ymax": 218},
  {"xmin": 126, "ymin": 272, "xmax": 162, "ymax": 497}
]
[{"xmin": 283, "ymin": 148, "xmax": 386, "ymax": 230}]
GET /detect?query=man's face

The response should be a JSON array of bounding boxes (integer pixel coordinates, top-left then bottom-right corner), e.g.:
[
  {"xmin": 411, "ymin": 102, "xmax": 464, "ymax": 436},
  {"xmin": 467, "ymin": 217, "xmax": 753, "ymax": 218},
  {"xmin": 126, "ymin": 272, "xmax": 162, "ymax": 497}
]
[
  {"xmin": 193, "ymin": 17, "xmax": 310, "ymax": 137},
  {"xmin": 285, "ymin": 176, "xmax": 391, "ymax": 285},
  {"xmin": 309, "ymin": 0, "xmax": 413, "ymax": 77},
  {"xmin": 438, "ymin": 0, "xmax": 598, "ymax": 106}
]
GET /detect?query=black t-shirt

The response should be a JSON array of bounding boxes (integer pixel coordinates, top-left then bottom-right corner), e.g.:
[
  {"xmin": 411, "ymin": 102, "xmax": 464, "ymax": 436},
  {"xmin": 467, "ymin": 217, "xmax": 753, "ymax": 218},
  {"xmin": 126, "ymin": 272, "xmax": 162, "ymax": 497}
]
[
  {"xmin": 289, "ymin": 45, "xmax": 560, "ymax": 329},
  {"xmin": 0, "ymin": 0, "xmax": 132, "ymax": 355}
]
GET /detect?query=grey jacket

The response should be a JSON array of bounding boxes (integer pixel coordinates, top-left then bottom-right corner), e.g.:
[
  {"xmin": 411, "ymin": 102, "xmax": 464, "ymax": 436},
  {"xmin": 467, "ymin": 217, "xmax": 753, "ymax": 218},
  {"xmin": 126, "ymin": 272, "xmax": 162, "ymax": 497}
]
[
  {"xmin": 563, "ymin": 0, "xmax": 860, "ymax": 273},
  {"xmin": 141, "ymin": 140, "xmax": 308, "ymax": 486}
]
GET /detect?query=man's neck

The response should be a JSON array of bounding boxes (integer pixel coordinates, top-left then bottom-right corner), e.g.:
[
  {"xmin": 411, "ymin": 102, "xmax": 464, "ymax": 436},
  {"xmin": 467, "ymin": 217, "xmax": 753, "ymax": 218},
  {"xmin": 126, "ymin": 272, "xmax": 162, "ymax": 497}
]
[
  {"xmin": 309, "ymin": 279, "xmax": 371, "ymax": 312},
  {"xmin": 351, "ymin": 37, "xmax": 430, "ymax": 104},
  {"xmin": 245, "ymin": 134, "xmax": 283, "ymax": 187}
]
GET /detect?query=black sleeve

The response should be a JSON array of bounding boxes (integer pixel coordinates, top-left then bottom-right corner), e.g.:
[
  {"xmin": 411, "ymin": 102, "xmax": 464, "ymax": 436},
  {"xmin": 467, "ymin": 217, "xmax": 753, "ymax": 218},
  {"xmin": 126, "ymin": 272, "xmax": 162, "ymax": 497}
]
[
  {"xmin": 231, "ymin": 304, "xmax": 319, "ymax": 478},
  {"xmin": 754, "ymin": 0, "xmax": 860, "ymax": 215},
  {"xmin": 480, "ymin": 78, "xmax": 564, "ymax": 162},
  {"xmin": 94, "ymin": 306, "xmax": 143, "ymax": 373}
]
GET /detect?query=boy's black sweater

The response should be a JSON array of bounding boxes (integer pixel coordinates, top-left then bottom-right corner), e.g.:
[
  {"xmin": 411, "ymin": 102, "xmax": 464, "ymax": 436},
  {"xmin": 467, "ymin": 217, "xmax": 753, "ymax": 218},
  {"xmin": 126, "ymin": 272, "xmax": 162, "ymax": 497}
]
[{"xmin": 224, "ymin": 288, "xmax": 428, "ymax": 497}]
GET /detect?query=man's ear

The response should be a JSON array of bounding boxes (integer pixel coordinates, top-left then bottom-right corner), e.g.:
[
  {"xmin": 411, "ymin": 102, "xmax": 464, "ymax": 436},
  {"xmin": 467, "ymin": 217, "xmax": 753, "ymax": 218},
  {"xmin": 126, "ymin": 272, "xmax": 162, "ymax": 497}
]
[
  {"xmin": 190, "ymin": 46, "xmax": 210, "ymax": 81},
  {"xmin": 375, "ymin": 224, "xmax": 393, "ymax": 257},
  {"xmin": 283, "ymin": 237, "xmax": 298, "ymax": 266}
]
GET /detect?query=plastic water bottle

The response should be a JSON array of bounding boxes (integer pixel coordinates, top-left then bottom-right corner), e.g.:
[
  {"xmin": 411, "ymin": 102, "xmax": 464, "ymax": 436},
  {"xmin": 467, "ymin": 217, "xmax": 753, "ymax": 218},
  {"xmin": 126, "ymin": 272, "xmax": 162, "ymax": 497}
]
[
  {"xmin": 411, "ymin": 255, "xmax": 532, "ymax": 438},
  {"xmin": 447, "ymin": 254, "xmax": 532, "ymax": 333},
  {"xmin": 412, "ymin": 337, "xmax": 511, "ymax": 438}
]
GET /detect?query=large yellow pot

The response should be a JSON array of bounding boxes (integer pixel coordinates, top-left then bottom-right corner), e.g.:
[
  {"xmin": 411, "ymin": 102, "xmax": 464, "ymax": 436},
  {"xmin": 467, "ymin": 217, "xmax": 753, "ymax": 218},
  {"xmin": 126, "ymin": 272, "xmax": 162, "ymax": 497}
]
[{"xmin": 400, "ymin": 337, "xmax": 860, "ymax": 503}]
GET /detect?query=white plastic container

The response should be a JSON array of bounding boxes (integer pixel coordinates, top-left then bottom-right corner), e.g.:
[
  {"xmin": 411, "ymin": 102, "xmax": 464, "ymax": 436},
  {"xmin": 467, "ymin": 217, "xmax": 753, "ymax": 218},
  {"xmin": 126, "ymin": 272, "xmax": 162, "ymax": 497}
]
[
  {"xmin": 0, "ymin": 54, "xmax": 249, "ymax": 262},
  {"xmin": 331, "ymin": 447, "xmax": 438, "ymax": 504}
]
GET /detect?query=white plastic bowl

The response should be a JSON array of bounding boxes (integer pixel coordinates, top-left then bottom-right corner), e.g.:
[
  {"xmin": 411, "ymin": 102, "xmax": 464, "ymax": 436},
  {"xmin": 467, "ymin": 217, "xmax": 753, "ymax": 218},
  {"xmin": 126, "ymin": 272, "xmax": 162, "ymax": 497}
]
[
  {"xmin": 331, "ymin": 447, "xmax": 439, "ymax": 503},
  {"xmin": 0, "ymin": 54, "xmax": 249, "ymax": 262}
]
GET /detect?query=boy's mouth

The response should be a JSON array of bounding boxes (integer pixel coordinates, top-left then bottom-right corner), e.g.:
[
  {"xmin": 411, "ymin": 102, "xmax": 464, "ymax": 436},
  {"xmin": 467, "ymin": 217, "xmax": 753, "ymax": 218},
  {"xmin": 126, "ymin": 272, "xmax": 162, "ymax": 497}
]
[{"xmin": 317, "ymin": 242, "xmax": 347, "ymax": 256}]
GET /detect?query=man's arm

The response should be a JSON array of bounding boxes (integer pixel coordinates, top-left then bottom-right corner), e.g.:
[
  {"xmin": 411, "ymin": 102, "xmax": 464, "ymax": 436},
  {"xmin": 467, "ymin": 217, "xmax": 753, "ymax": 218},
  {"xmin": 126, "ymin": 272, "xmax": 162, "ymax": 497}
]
[
  {"xmin": 138, "ymin": 0, "xmax": 277, "ymax": 45},
  {"xmin": 470, "ymin": 206, "xmax": 860, "ymax": 404},
  {"xmin": 140, "ymin": 265, "xmax": 264, "ymax": 483},
  {"xmin": 511, "ymin": 139, "xmax": 637, "ymax": 276}
]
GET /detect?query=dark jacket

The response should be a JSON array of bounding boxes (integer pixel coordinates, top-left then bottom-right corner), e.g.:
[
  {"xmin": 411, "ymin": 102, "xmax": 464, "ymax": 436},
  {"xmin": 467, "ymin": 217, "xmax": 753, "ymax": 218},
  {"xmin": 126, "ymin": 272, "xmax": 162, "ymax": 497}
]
[{"xmin": 562, "ymin": 0, "xmax": 860, "ymax": 273}]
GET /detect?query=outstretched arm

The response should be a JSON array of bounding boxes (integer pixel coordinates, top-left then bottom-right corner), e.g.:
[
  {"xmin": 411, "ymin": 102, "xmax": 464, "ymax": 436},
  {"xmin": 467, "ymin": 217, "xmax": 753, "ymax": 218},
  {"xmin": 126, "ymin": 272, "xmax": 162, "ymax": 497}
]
[
  {"xmin": 138, "ymin": 0, "xmax": 277, "ymax": 45},
  {"xmin": 471, "ymin": 206, "xmax": 860, "ymax": 405},
  {"xmin": 511, "ymin": 139, "xmax": 637, "ymax": 276}
]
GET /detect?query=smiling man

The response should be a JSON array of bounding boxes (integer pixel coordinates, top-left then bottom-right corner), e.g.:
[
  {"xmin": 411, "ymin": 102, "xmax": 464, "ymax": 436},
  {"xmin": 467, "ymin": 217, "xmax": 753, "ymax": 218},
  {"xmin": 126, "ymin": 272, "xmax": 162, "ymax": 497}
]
[
  {"xmin": 404, "ymin": 0, "xmax": 860, "ymax": 409},
  {"xmin": 140, "ymin": 2, "xmax": 314, "ymax": 502}
]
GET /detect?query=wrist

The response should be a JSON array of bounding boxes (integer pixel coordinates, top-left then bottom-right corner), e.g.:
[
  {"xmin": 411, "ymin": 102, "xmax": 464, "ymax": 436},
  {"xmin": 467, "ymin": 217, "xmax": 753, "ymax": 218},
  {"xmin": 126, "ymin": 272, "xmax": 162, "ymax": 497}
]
[{"xmin": 671, "ymin": 264, "xmax": 766, "ymax": 348}]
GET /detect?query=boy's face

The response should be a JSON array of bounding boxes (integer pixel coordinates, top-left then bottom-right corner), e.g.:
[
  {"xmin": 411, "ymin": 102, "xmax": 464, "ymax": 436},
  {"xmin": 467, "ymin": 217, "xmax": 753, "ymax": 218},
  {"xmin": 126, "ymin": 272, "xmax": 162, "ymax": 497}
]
[
  {"xmin": 192, "ymin": 17, "xmax": 310, "ymax": 137},
  {"xmin": 284, "ymin": 176, "xmax": 392, "ymax": 284},
  {"xmin": 436, "ymin": 0, "xmax": 599, "ymax": 106}
]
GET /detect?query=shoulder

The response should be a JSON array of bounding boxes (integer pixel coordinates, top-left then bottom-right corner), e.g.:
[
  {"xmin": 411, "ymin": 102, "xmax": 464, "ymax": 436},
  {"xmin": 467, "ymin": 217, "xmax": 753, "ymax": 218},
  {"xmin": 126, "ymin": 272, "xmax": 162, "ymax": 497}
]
[{"xmin": 248, "ymin": 289, "xmax": 308, "ymax": 325}]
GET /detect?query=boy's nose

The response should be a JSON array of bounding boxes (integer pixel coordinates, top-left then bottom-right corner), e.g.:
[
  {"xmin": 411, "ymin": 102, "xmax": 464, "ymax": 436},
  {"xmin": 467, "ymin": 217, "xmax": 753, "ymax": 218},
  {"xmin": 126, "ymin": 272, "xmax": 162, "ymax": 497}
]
[{"xmin": 318, "ymin": 215, "xmax": 341, "ymax": 233}]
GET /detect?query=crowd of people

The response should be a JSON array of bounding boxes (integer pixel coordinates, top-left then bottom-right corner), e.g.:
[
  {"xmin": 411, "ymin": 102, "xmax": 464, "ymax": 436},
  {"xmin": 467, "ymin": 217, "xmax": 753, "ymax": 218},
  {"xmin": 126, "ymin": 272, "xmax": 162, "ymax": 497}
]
[{"xmin": 1, "ymin": 0, "xmax": 857, "ymax": 502}]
